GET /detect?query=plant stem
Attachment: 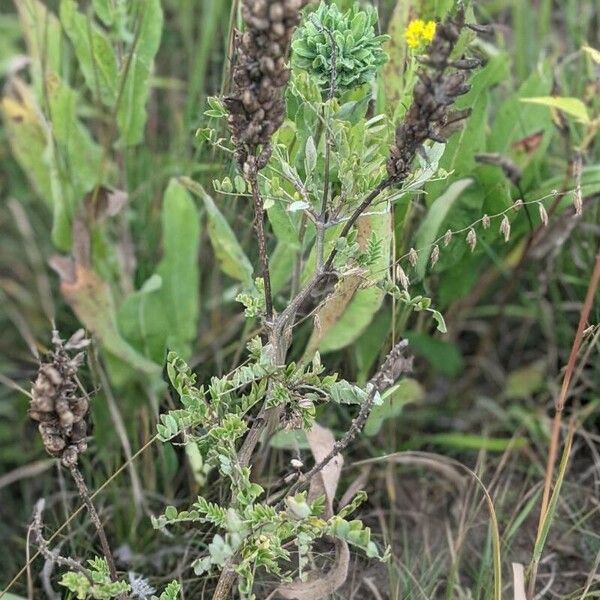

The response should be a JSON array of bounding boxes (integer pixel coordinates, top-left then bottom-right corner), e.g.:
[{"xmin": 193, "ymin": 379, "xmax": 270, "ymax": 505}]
[
  {"xmin": 280, "ymin": 339, "xmax": 411, "ymax": 502},
  {"xmin": 247, "ymin": 165, "xmax": 274, "ymax": 321},
  {"xmin": 69, "ymin": 467, "xmax": 118, "ymax": 582}
]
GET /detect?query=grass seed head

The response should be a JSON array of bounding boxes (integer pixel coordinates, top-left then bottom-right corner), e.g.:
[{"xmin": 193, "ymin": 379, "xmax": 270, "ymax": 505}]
[{"xmin": 500, "ymin": 215, "xmax": 511, "ymax": 242}]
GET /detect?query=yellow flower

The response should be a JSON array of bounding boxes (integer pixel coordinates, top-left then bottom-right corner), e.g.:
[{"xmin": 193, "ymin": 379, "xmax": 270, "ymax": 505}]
[{"xmin": 405, "ymin": 19, "xmax": 437, "ymax": 50}]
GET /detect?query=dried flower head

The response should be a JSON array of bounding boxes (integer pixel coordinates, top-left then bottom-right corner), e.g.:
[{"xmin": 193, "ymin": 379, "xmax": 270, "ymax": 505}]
[
  {"xmin": 405, "ymin": 19, "xmax": 436, "ymax": 50},
  {"xmin": 292, "ymin": 2, "xmax": 389, "ymax": 95},
  {"xmin": 225, "ymin": 0, "xmax": 308, "ymax": 168},
  {"xmin": 387, "ymin": 9, "xmax": 478, "ymax": 182},
  {"xmin": 482, "ymin": 214, "xmax": 490, "ymax": 229},
  {"xmin": 29, "ymin": 329, "xmax": 91, "ymax": 468}
]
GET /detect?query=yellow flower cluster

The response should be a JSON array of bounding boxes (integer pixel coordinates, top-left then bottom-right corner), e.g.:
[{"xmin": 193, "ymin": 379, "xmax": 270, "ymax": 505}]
[{"xmin": 405, "ymin": 19, "xmax": 437, "ymax": 50}]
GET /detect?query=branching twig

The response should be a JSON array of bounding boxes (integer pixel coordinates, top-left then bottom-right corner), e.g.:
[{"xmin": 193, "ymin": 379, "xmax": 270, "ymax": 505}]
[
  {"xmin": 69, "ymin": 467, "xmax": 118, "ymax": 582},
  {"xmin": 281, "ymin": 339, "xmax": 412, "ymax": 501},
  {"xmin": 30, "ymin": 499, "xmax": 92, "ymax": 581}
]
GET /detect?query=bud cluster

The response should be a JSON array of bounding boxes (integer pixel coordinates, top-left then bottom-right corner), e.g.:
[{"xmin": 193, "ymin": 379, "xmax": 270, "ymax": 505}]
[
  {"xmin": 225, "ymin": 0, "xmax": 307, "ymax": 168},
  {"xmin": 387, "ymin": 9, "xmax": 478, "ymax": 181},
  {"xmin": 29, "ymin": 330, "xmax": 91, "ymax": 468}
]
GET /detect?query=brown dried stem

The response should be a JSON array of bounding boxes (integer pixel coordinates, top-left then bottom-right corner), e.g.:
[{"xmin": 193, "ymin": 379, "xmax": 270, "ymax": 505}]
[
  {"xmin": 281, "ymin": 340, "xmax": 412, "ymax": 501},
  {"xmin": 30, "ymin": 499, "xmax": 91, "ymax": 581},
  {"xmin": 528, "ymin": 249, "xmax": 600, "ymax": 598},
  {"xmin": 69, "ymin": 467, "xmax": 118, "ymax": 582},
  {"xmin": 247, "ymin": 159, "xmax": 274, "ymax": 321}
]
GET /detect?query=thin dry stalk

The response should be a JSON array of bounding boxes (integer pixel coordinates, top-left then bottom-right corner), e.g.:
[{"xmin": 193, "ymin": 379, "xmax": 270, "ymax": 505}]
[{"xmin": 528, "ymin": 250, "xmax": 600, "ymax": 598}]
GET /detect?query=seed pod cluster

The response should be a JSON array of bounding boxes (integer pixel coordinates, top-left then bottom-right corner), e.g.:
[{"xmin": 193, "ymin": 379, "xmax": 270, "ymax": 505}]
[
  {"xmin": 225, "ymin": 0, "xmax": 307, "ymax": 168},
  {"xmin": 29, "ymin": 330, "xmax": 91, "ymax": 468},
  {"xmin": 387, "ymin": 9, "xmax": 478, "ymax": 181}
]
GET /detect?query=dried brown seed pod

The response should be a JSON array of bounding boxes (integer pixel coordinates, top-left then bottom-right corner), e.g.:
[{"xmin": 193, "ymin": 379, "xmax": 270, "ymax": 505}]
[
  {"xmin": 226, "ymin": 0, "xmax": 308, "ymax": 170},
  {"xmin": 29, "ymin": 329, "xmax": 91, "ymax": 468}
]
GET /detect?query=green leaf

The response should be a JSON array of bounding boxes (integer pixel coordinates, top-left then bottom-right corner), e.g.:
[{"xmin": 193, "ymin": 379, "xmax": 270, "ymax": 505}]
[
  {"xmin": 520, "ymin": 96, "xmax": 590, "ymax": 124},
  {"xmin": 116, "ymin": 0, "xmax": 163, "ymax": 144},
  {"xmin": 267, "ymin": 201, "xmax": 300, "ymax": 249},
  {"xmin": 157, "ymin": 180, "xmax": 201, "ymax": 350},
  {"xmin": 488, "ymin": 68, "xmax": 553, "ymax": 155},
  {"xmin": 1, "ymin": 79, "xmax": 53, "ymax": 205},
  {"xmin": 15, "ymin": 0, "xmax": 62, "ymax": 88},
  {"xmin": 414, "ymin": 178, "xmax": 474, "ymax": 279},
  {"xmin": 411, "ymin": 433, "xmax": 528, "ymax": 452},
  {"xmin": 364, "ymin": 378, "xmax": 424, "ymax": 436},
  {"xmin": 60, "ymin": 0, "xmax": 119, "ymax": 106},
  {"xmin": 179, "ymin": 178, "xmax": 254, "ymax": 285},
  {"xmin": 119, "ymin": 179, "xmax": 200, "ymax": 362},
  {"xmin": 47, "ymin": 79, "xmax": 104, "ymax": 248},
  {"xmin": 504, "ymin": 360, "xmax": 546, "ymax": 400},
  {"xmin": 404, "ymin": 331, "xmax": 464, "ymax": 378},
  {"xmin": 304, "ymin": 135, "xmax": 317, "ymax": 177}
]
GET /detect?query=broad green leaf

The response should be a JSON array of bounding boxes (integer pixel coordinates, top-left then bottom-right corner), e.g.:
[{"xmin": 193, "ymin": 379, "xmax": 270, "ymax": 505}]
[
  {"xmin": 364, "ymin": 378, "xmax": 424, "ymax": 436},
  {"xmin": 354, "ymin": 310, "xmax": 391, "ymax": 384},
  {"xmin": 118, "ymin": 274, "xmax": 167, "ymax": 362},
  {"xmin": 15, "ymin": 0, "xmax": 62, "ymax": 88},
  {"xmin": 48, "ymin": 79, "xmax": 104, "ymax": 208},
  {"xmin": 47, "ymin": 79, "xmax": 104, "ymax": 248},
  {"xmin": 60, "ymin": 0, "xmax": 119, "ymax": 106},
  {"xmin": 414, "ymin": 178, "xmax": 473, "ymax": 279},
  {"xmin": 520, "ymin": 96, "xmax": 590, "ymax": 124},
  {"xmin": 119, "ymin": 180, "xmax": 200, "ymax": 362},
  {"xmin": 116, "ymin": 0, "xmax": 163, "ymax": 144},
  {"xmin": 1, "ymin": 79, "xmax": 52, "ymax": 203},
  {"xmin": 268, "ymin": 201, "xmax": 300, "ymax": 248},
  {"xmin": 157, "ymin": 179, "xmax": 201, "ymax": 351},
  {"xmin": 0, "ymin": 77, "xmax": 101, "ymax": 250},
  {"xmin": 179, "ymin": 177, "xmax": 254, "ymax": 285},
  {"xmin": 270, "ymin": 241, "xmax": 298, "ymax": 295},
  {"xmin": 488, "ymin": 68, "xmax": 553, "ymax": 154},
  {"xmin": 93, "ymin": 0, "xmax": 114, "ymax": 26}
]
